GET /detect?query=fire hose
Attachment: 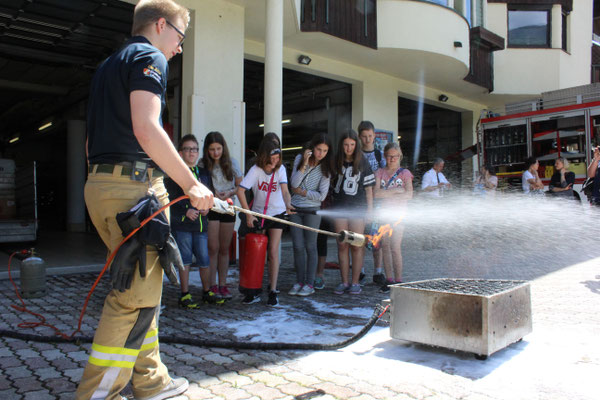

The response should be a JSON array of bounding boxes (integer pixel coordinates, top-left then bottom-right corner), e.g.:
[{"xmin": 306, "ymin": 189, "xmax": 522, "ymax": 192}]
[{"xmin": 0, "ymin": 196, "xmax": 388, "ymax": 350}]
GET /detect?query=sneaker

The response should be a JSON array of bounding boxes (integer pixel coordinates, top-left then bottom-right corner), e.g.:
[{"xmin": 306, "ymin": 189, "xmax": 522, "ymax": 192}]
[
  {"xmin": 359, "ymin": 272, "xmax": 366, "ymax": 285},
  {"xmin": 313, "ymin": 276, "xmax": 325, "ymax": 290},
  {"xmin": 373, "ymin": 273, "xmax": 386, "ymax": 285},
  {"xmin": 348, "ymin": 284, "xmax": 362, "ymax": 295},
  {"xmin": 178, "ymin": 293, "xmax": 199, "ymax": 309},
  {"xmin": 297, "ymin": 285, "xmax": 315, "ymax": 296},
  {"xmin": 288, "ymin": 283, "xmax": 302, "ymax": 296},
  {"xmin": 219, "ymin": 286, "xmax": 233, "ymax": 299},
  {"xmin": 136, "ymin": 377, "xmax": 189, "ymax": 400},
  {"xmin": 379, "ymin": 281, "xmax": 392, "ymax": 293},
  {"xmin": 209, "ymin": 285, "xmax": 223, "ymax": 299},
  {"xmin": 242, "ymin": 293, "xmax": 261, "ymax": 304},
  {"xmin": 333, "ymin": 283, "xmax": 349, "ymax": 295},
  {"xmin": 202, "ymin": 290, "xmax": 225, "ymax": 305},
  {"xmin": 267, "ymin": 291, "xmax": 278, "ymax": 306}
]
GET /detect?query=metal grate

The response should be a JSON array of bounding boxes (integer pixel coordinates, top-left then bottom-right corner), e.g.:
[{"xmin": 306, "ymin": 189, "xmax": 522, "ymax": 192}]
[{"xmin": 399, "ymin": 279, "xmax": 526, "ymax": 296}]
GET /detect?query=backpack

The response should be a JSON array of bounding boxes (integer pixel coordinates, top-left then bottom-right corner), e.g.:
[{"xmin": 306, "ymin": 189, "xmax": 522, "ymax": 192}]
[{"xmin": 374, "ymin": 149, "xmax": 385, "ymax": 169}]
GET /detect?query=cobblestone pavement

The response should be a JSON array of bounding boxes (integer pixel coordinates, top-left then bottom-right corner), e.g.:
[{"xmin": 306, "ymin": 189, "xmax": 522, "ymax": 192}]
[{"xmin": 1, "ymin": 228, "xmax": 599, "ymax": 399}]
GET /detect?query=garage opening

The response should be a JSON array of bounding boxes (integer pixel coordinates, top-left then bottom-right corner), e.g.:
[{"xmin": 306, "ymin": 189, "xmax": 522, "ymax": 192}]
[
  {"xmin": 397, "ymin": 96, "xmax": 462, "ymax": 185},
  {"xmin": 243, "ymin": 59, "xmax": 352, "ymax": 170},
  {"xmin": 0, "ymin": 1, "xmax": 184, "ymax": 238}
]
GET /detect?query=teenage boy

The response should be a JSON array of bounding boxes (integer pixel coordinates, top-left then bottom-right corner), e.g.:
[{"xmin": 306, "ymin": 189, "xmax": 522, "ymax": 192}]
[
  {"xmin": 358, "ymin": 120, "xmax": 386, "ymax": 285},
  {"xmin": 165, "ymin": 134, "xmax": 224, "ymax": 307}
]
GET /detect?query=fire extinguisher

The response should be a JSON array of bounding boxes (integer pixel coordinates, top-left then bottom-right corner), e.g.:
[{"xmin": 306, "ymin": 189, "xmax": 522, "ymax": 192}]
[{"xmin": 239, "ymin": 233, "xmax": 268, "ymax": 296}]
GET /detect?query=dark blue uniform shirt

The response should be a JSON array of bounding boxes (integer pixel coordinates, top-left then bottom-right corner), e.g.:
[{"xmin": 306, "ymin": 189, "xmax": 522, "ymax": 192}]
[{"xmin": 87, "ymin": 36, "xmax": 168, "ymax": 164}]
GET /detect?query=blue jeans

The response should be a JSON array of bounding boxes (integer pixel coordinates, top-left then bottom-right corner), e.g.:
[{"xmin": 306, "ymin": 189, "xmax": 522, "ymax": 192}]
[
  {"xmin": 173, "ymin": 230, "xmax": 209, "ymax": 267},
  {"xmin": 289, "ymin": 209, "xmax": 321, "ymax": 286}
]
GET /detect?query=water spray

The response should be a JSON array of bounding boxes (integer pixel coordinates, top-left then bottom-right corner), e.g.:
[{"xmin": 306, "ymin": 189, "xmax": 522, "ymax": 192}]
[{"xmin": 211, "ymin": 198, "xmax": 368, "ymax": 247}]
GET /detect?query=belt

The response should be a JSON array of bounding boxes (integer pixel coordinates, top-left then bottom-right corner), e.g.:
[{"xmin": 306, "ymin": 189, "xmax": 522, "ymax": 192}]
[{"xmin": 88, "ymin": 164, "xmax": 164, "ymax": 178}]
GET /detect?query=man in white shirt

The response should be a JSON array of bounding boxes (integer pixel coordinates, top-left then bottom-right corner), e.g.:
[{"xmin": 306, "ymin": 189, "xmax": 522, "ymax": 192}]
[{"xmin": 421, "ymin": 158, "xmax": 451, "ymax": 198}]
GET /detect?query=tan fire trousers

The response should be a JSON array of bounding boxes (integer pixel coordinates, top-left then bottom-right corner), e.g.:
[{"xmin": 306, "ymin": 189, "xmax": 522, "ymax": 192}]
[{"xmin": 76, "ymin": 167, "xmax": 171, "ymax": 400}]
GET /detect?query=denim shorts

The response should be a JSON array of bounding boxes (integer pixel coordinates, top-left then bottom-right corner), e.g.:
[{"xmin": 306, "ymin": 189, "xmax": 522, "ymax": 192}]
[{"xmin": 173, "ymin": 230, "xmax": 209, "ymax": 267}]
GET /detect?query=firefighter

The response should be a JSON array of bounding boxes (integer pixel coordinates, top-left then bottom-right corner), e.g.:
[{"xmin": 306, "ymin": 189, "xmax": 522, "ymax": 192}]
[{"xmin": 76, "ymin": 1, "xmax": 213, "ymax": 399}]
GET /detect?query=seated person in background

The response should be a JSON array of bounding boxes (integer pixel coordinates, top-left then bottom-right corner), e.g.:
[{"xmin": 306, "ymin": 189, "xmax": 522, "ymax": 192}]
[
  {"xmin": 421, "ymin": 158, "xmax": 451, "ymax": 198},
  {"xmin": 522, "ymin": 157, "xmax": 545, "ymax": 195},
  {"xmin": 165, "ymin": 134, "xmax": 222, "ymax": 308},
  {"xmin": 473, "ymin": 164, "xmax": 498, "ymax": 196},
  {"xmin": 587, "ymin": 146, "xmax": 600, "ymax": 206},
  {"xmin": 549, "ymin": 157, "xmax": 575, "ymax": 199}
]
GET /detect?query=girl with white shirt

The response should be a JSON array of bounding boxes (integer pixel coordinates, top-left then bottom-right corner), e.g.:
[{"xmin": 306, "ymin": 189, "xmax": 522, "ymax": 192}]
[{"xmin": 237, "ymin": 138, "xmax": 293, "ymax": 306}]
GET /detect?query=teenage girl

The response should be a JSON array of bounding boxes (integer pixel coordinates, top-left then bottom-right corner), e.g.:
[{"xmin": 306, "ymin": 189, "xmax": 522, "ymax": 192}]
[
  {"xmin": 373, "ymin": 142, "xmax": 413, "ymax": 292},
  {"xmin": 288, "ymin": 133, "xmax": 333, "ymax": 297},
  {"xmin": 237, "ymin": 138, "xmax": 294, "ymax": 306},
  {"xmin": 202, "ymin": 131, "xmax": 243, "ymax": 299},
  {"xmin": 331, "ymin": 129, "xmax": 375, "ymax": 295}
]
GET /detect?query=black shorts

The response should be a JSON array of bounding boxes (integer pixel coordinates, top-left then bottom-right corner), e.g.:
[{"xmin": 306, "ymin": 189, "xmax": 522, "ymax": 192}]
[
  {"xmin": 207, "ymin": 210, "xmax": 236, "ymax": 223},
  {"xmin": 237, "ymin": 212, "xmax": 286, "ymax": 237}
]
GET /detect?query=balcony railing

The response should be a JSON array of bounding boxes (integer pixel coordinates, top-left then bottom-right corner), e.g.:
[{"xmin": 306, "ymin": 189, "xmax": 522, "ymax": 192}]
[{"xmin": 300, "ymin": 0, "xmax": 377, "ymax": 49}]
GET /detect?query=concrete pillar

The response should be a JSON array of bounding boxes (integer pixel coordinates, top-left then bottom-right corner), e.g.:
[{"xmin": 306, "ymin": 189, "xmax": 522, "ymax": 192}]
[
  {"xmin": 264, "ymin": 0, "xmax": 283, "ymax": 140},
  {"xmin": 66, "ymin": 120, "xmax": 86, "ymax": 232},
  {"xmin": 352, "ymin": 79, "xmax": 398, "ymax": 139},
  {"xmin": 180, "ymin": 1, "xmax": 245, "ymax": 169}
]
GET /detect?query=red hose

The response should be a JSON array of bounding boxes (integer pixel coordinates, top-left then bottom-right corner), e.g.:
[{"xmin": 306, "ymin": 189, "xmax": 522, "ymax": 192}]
[{"xmin": 7, "ymin": 195, "xmax": 188, "ymax": 340}]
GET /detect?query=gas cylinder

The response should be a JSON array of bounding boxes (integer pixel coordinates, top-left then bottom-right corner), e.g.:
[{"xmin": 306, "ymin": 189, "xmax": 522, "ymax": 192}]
[
  {"xmin": 239, "ymin": 233, "xmax": 268, "ymax": 293},
  {"xmin": 20, "ymin": 249, "xmax": 47, "ymax": 298}
]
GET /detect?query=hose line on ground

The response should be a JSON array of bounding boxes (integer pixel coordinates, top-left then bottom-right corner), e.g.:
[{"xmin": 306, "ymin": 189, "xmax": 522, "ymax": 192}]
[{"xmin": 0, "ymin": 304, "xmax": 389, "ymax": 350}]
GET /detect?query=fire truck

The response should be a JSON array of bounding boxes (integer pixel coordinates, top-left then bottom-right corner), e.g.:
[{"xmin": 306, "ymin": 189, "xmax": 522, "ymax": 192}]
[{"xmin": 479, "ymin": 84, "xmax": 600, "ymax": 198}]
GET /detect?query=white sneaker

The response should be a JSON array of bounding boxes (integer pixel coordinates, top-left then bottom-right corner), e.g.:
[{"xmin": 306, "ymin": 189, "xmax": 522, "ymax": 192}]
[
  {"xmin": 297, "ymin": 285, "xmax": 315, "ymax": 297},
  {"xmin": 136, "ymin": 377, "xmax": 189, "ymax": 400},
  {"xmin": 288, "ymin": 283, "xmax": 302, "ymax": 296}
]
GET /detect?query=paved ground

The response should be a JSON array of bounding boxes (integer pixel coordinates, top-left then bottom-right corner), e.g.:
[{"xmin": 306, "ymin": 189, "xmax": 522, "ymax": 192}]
[{"xmin": 1, "ymin": 207, "xmax": 599, "ymax": 399}]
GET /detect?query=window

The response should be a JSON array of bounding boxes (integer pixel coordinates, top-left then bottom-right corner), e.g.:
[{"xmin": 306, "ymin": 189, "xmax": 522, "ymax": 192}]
[
  {"xmin": 508, "ymin": 8, "xmax": 550, "ymax": 48},
  {"xmin": 423, "ymin": 0, "xmax": 448, "ymax": 6}
]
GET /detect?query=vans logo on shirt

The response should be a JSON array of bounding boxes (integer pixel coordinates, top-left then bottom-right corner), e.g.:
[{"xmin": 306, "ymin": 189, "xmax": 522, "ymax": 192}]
[{"xmin": 258, "ymin": 181, "xmax": 278, "ymax": 192}]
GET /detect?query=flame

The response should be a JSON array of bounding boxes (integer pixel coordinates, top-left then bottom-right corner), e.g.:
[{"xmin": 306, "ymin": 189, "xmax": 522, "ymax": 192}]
[{"xmin": 365, "ymin": 217, "xmax": 404, "ymax": 248}]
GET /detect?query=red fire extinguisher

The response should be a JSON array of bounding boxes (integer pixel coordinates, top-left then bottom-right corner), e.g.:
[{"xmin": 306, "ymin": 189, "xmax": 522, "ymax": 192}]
[
  {"xmin": 239, "ymin": 233, "xmax": 268, "ymax": 294},
  {"xmin": 238, "ymin": 173, "xmax": 274, "ymax": 295}
]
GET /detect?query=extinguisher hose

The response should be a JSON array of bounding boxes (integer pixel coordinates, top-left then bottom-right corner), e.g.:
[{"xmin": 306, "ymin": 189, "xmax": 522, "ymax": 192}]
[{"xmin": 0, "ymin": 304, "xmax": 389, "ymax": 350}]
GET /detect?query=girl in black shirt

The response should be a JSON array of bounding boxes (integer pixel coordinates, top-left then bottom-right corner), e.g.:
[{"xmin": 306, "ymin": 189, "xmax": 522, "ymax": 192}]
[{"xmin": 331, "ymin": 129, "xmax": 375, "ymax": 295}]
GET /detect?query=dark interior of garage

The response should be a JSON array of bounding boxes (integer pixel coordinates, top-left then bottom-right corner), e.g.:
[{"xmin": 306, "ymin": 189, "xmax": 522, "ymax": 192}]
[{"xmin": 397, "ymin": 96, "xmax": 462, "ymax": 186}]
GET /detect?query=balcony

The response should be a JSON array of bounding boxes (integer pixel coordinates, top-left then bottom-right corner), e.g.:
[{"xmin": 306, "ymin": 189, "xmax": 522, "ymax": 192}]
[
  {"xmin": 376, "ymin": 0, "xmax": 470, "ymax": 85},
  {"xmin": 300, "ymin": 0, "xmax": 378, "ymax": 49},
  {"xmin": 464, "ymin": 27, "xmax": 505, "ymax": 92}
]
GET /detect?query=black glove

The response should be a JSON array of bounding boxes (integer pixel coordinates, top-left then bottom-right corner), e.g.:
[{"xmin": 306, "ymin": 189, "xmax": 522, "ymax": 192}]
[
  {"xmin": 111, "ymin": 234, "xmax": 146, "ymax": 292},
  {"xmin": 116, "ymin": 194, "xmax": 170, "ymax": 249},
  {"xmin": 157, "ymin": 234, "xmax": 182, "ymax": 285}
]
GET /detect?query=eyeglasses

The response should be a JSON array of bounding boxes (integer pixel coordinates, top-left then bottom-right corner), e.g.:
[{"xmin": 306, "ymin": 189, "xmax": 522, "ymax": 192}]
[
  {"xmin": 182, "ymin": 147, "xmax": 199, "ymax": 153},
  {"xmin": 386, "ymin": 155, "xmax": 401, "ymax": 160},
  {"xmin": 166, "ymin": 20, "xmax": 185, "ymax": 47}
]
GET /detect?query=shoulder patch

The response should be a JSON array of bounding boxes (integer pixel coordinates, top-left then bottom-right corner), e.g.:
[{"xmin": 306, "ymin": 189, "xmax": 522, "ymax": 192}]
[{"xmin": 143, "ymin": 64, "xmax": 163, "ymax": 84}]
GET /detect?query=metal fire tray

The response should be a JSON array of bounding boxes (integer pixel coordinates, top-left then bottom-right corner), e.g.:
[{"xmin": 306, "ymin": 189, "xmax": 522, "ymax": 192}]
[{"xmin": 390, "ymin": 278, "xmax": 532, "ymax": 357}]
